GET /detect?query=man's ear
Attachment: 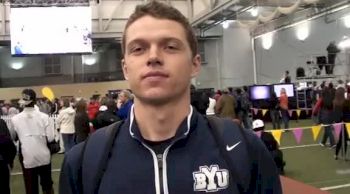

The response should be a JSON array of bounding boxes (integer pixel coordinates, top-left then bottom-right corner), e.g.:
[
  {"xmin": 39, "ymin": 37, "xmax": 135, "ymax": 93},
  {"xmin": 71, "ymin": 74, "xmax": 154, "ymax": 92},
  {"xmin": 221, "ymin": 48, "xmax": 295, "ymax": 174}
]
[
  {"xmin": 191, "ymin": 54, "xmax": 201, "ymax": 78},
  {"xmin": 121, "ymin": 59, "xmax": 128, "ymax": 80}
]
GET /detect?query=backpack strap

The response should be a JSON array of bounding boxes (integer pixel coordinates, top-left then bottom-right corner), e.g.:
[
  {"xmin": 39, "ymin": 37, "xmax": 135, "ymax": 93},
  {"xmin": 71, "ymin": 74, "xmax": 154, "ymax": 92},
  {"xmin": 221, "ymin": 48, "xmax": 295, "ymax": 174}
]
[
  {"xmin": 206, "ymin": 116, "xmax": 254, "ymax": 193},
  {"xmin": 78, "ymin": 120, "xmax": 124, "ymax": 194}
]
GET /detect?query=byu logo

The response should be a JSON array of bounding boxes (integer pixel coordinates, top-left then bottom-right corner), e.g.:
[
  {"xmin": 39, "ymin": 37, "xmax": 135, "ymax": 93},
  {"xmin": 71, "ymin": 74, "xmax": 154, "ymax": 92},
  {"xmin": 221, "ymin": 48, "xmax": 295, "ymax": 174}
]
[{"xmin": 193, "ymin": 165, "xmax": 229, "ymax": 192}]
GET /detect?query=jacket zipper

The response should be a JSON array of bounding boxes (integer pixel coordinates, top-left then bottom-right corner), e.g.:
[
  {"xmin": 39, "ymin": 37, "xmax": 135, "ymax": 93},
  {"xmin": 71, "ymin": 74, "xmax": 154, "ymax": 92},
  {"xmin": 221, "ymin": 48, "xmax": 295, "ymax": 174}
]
[
  {"xmin": 157, "ymin": 154, "xmax": 164, "ymax": 194},
  {"xmin": 141, "ymin": 143, "xmax": 161, "ymax": 194},
  {"xmin": 141, "ymin": 141, "xmax": 179, "ymax": 194}
]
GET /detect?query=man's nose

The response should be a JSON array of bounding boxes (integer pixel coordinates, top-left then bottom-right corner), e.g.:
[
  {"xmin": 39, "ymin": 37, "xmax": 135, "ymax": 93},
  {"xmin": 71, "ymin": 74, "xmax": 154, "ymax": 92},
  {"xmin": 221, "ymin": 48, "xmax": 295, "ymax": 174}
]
[{"xmin": 147, "ymin": 45, "xmax": 163, "ymax": 66}]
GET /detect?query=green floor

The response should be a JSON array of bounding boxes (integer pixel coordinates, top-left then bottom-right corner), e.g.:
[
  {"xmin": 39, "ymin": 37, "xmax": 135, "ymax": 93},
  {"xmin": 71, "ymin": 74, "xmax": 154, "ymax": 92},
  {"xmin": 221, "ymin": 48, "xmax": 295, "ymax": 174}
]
[{"xmin": 9, "ymin": 120, "xmax": 350, "ymax": 194}]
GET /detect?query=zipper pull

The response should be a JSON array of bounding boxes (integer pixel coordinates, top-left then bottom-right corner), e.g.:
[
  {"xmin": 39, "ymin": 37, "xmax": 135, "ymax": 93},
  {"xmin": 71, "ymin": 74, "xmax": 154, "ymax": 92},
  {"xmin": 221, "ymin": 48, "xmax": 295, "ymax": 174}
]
[{"xmin": 157, "ymin": 154, "xmax": 163, "ymax": 169}]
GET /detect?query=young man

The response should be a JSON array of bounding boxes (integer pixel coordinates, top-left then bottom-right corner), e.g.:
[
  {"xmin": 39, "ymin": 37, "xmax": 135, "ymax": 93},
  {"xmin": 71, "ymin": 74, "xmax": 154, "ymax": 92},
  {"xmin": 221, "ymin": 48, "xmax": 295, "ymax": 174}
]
[
  {"xmin": 11, "ymin": 89, "xmax": 55, "ymax": 194},
  {"xmin": 59, "ymin": 1, "xmax": 282, "ymax": 194}
]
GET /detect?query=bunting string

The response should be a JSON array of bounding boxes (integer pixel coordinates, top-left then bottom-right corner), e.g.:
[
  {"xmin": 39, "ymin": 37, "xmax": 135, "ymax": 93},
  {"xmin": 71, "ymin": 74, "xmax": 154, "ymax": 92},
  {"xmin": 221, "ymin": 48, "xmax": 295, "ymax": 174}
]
[{"xmin": 254, "ymin": 122, "xmax": 350, "ymax": 145}]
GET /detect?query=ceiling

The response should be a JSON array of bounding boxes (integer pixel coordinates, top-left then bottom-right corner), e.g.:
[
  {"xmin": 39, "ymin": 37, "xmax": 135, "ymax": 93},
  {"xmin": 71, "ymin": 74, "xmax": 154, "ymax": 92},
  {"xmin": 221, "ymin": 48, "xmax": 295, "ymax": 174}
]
[{"xmin": 192, "ymin": 0, "xmax": 348, "ymax": 36}]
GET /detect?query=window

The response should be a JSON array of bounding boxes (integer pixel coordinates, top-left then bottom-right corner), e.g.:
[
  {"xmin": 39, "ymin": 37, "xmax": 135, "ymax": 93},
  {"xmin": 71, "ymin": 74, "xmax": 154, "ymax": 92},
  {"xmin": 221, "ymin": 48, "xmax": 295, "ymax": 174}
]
[{"xmin": 43, "ymin": 56, "xmax": 61, "ymax": 75}]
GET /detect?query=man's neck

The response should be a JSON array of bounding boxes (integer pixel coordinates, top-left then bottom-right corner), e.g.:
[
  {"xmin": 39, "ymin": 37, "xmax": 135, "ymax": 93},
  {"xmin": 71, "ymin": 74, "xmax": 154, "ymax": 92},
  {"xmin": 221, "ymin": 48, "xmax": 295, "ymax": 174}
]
[{"xmin": 133, "ymin": 96, "xmax": 191, "ymax": 142}]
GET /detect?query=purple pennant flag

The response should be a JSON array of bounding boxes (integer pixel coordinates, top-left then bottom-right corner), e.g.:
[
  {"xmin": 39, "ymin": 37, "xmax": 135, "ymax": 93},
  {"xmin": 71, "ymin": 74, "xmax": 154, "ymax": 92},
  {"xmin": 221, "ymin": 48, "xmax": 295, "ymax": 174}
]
[
  {"xmin": 333, "ymin": 123, "xmax": 342, "ymax": 141},
  {"xmin": 292, "ymin": 128, "xmax": 303, "ymax": 144},
  {"xmin": 255, "ymin": 131, "xmax": 262, "ymax": 138},
  {"xmin": 288, "ymin": 110, "xmax": 293, "ymax": 117},
  {"xmin": 253, "ymin": 108, "xmax": 258, "ymax": 115}
]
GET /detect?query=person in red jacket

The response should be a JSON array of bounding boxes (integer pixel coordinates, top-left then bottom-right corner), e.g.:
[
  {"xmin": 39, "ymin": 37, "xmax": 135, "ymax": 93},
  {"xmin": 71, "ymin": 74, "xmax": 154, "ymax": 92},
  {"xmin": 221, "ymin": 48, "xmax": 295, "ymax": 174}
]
[{"xmin": 87, "ymin": 97, "xmax": 100, "ymax": 121}]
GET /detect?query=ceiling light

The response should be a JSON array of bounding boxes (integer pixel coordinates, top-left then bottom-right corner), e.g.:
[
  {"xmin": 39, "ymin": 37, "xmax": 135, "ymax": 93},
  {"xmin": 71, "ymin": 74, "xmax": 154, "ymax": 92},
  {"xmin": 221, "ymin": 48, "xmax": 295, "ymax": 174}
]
[
  {"xmin": 296, "ymin": 21, "xmax": 310, "ymax": 41},
  {"xmin": 261, "ymin": 32, "xmax": 274, "ymax": 50},
  {"xmin": 11, "ymin": 62, "xmax": 24, "ymax": 70},
  {"xmin": 83, "ymin": 54, "xmax": 98, "ymax": 66},
  {"xmin": 222, "ymin": 21, "xmax": 230, "ymax": 29},
  {"xmin": 250, "ymin": 8, "xmax": 258, "ymax": 17}
]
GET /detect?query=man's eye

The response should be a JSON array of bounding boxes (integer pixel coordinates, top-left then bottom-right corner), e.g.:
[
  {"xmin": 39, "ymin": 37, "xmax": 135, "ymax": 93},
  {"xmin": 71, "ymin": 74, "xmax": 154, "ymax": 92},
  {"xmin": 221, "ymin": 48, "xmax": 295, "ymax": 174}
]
[
  {"xmin": 165, "ymin": 45, "xmax": 178, "ymax": 50},
  {"xmin": 130, "ymin": 47, "xmax": 144, "ymax": 53}
]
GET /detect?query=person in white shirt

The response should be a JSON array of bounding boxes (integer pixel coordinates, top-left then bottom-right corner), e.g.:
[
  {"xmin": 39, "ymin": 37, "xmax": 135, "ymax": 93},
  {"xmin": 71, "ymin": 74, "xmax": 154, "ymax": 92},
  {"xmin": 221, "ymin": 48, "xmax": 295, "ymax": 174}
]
[
  {"xmin": 206, "ymin": 92, "xmax": 216, "ymax": 116},
  {"xmin": 57, "ymin": 99, "xmax": 76, "ymax": 153},
  {"xmin": 11, "ymin": 89, "xmax": 55, "ymax": 194}
]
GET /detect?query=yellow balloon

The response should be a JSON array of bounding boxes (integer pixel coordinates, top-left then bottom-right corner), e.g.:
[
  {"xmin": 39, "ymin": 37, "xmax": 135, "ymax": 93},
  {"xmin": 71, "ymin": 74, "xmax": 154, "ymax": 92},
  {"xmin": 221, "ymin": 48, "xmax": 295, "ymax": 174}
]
[{"xmin": 42, "ymin": 87, "xmax": 55, "ymax": 101}]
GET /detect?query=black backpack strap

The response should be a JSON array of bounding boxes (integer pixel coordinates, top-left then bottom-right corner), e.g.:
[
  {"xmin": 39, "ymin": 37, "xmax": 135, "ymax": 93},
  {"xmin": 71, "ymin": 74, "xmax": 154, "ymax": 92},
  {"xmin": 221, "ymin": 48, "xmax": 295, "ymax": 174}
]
[
  {"xmin": 78, "ymin": 120, "xmax": 124, "ymax": 194},
  {"xmin": 206, "ymin": 116, "xmax": 254, "ymax": 193}
]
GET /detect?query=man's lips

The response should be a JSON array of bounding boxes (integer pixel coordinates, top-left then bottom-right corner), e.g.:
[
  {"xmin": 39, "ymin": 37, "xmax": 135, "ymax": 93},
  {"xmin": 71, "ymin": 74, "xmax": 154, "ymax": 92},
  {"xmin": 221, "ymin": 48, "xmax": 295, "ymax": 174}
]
[{"xmin": 142, "ymin": 71, "xmax": 169, "ymax": 79}]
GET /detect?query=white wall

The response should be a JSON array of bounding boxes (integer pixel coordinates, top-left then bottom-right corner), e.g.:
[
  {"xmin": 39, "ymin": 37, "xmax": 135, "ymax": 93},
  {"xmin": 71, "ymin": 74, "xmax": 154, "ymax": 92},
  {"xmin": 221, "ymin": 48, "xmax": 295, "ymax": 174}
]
[
  {"xmin": 254, "ymin": 8, "xmax": 350, "ymax": 84},
  {"xmin": 221, "ymin": 26, "xmax": 254, "ymax": 88},
  {"xmin": 196, "ymin": 38, "xmax": 222, "ymax": 90},
  {"xmin": 197, "ymin": 25, "xmax": 255, "ymax": 90}
]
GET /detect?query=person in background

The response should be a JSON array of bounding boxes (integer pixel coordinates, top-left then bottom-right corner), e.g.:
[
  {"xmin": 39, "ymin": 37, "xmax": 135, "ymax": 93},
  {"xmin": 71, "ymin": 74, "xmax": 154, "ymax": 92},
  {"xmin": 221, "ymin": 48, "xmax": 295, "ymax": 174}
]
[
  {"xmin": 216, "ymin": 88, "xmax": 236, "ymax": 119},
  {"xmin": 91, "ymin": 97, "xmax": 109, "ymax": 129},
  {"xmin": 213, "ymin": 90, "xmax": 222, "ymax": 101},
  {"xmin": 206, "ymin": 91, "xmax": 216, "ymax": 116},
  {"xmin": 334, "ymin": 87, "xmax": 349, "ymax": 159},
  {"xmin": 1, "ymin": 103, "xmax": 9, "ymax": 115},
  {"xmin": 252, "ymin": 119, "xmax": 286, "ymax": 174},
  {"xmin": 87, "ymin": 97, "xmax": 100, "ymax": 121},
  {"xmin": 74, "ymin": 99, "xmax": 90, "ymax": 144},
  {"xmin": 279, "ymin": 88, "xmax": 289, "ymax": 129},
  {"xmin": 39, "ymin": 98, "xmax": 51, "ymax": 115},
  {"xmin": 326, "ymin": 41, "xmax": 340, "ymax": 75},
  {"xmin": 11, "ymin": 89, "xmax": 55, "ymax": 194},
  {"xmin": 95, "ymin": 99, "xmax": 120, "ymax": 129},
  {"xmin": 57, "ymin": 99, "xmax": 76, "ymax": 153},
  {"xmin": 269, "ymin": 92, "xmax": 281, "ymax": 129},
  {"xmin": 317, "ymin": 87, "xmax": 336, "ymax": 147},
  {"xmin": 8, "ymin": 102, "xmax": 19, "ymax": 116},
  {"xmin": 51, "ymin": 98, "xmax": 60, "ymax": 115},
  {"xmin": 0, "ymin": 118, "xmax": 16, "ymax": 194},
  {"xmin": 281, "ymin": 71, "xmax": 291, "ymax": 83},
  {"xmin": 190, "ymin": 85, "xmax": 209, "ymax": 115},
  {"xmin": 241, "ymin": 86, "xmax": 252, "ymax": 129},
  {"xmin": 117, "ymin": 90, "xmax": 133, "ymax": 120}
]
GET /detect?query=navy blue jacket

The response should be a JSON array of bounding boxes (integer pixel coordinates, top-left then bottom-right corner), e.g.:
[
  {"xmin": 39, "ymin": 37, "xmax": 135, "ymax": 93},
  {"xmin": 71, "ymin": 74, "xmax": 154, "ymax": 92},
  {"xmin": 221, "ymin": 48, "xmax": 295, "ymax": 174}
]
[{"xmin": 59, "ymin": 108, "xmax": 281, "ymax": 194}]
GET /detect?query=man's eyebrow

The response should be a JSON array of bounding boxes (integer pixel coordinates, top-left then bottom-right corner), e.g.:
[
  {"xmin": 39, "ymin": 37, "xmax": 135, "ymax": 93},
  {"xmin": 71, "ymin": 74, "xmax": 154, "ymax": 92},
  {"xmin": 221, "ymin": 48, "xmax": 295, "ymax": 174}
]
[
  {"xmin": 127, "ymin": 37, "xmax": 183, "ymax": 46},
  {"xmin": 126, "ymin": 39, "xmax": 147, "ymax": 47}
]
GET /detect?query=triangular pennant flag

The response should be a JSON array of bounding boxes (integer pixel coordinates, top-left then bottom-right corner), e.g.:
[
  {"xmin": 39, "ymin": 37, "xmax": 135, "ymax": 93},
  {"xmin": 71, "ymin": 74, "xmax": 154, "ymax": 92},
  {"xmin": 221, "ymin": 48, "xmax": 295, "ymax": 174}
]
[
  {"xmin": 346, "ymin": 123, "xmax": 350, "ymax": 138},
  {"xmin": 311, "ymin": 125, "xmax": 321, "ymax": 141},
  {"xmin": 262, "ymin": 109, "xmax": 268, "ymax": 116},
  {"xmin": 296, "ymin": 109, "xmax": 301, "ymax": 117},
  {"xmin": 255, "ymin": 131, "xmax": 262, "ymax": 138},
  {"xmin": 288, "ymin": 110, "xmax": 293, "ymax": 117},
  {"xmin": 253, "ymin": 108, "xmax": 258, "ymax": 115},
  {"xmin": 271, "ymin": 130, "xmax": 283, "ymax": 145},
  {"xmin": 333, "ymin": 123, "xmax": 342, "ymax": 141},
  {"xmin": 292, "ymin": 128, "xmax": 303, "ymax": 144}
]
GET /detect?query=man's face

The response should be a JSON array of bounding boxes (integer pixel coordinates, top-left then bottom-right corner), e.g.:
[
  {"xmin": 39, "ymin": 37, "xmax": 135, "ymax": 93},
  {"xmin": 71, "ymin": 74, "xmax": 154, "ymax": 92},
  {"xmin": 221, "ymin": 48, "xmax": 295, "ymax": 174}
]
[{"xmin": 122, "ymin": 16, "xmax": 201, "ymax": 105}]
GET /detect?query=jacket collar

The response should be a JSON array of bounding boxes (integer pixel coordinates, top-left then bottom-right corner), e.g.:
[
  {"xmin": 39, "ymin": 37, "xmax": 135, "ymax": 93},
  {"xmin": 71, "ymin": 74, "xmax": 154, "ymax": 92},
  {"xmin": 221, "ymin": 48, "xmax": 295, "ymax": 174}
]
[{"xmin": 127, "ymin": 104, "xmax": 197, "ymax": 142}]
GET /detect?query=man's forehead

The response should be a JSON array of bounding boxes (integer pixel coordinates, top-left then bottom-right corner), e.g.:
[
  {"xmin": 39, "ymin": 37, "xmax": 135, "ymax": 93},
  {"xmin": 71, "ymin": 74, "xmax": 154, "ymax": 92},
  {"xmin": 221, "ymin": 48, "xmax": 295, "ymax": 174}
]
[{"xmin": 125, "ymin": 16, "xmax": 186, "ymax": 43}]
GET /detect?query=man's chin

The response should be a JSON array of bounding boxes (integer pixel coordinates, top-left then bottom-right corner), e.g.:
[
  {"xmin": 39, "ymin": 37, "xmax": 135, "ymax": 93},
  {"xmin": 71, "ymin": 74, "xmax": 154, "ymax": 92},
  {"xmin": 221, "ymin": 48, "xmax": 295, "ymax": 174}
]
[{"xmin": 137, "ymin": 96, "xmax": 171, "ymax": 106}]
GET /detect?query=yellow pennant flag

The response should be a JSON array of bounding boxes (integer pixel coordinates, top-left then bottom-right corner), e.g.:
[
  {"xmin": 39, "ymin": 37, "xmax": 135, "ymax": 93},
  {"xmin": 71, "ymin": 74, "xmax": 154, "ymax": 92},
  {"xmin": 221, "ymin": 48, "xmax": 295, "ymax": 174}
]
[
  {"xmin": 311, "ymin": 125, "xmax": 322, "ymax": 141},
  {"xmin": 271, "ymin": 130, "xmax": 283, "ymax": 145},
  {"xmin": 296, "ymin": 109, "xmax": 301, "ymax": 117},
  {"xmin": 346, "ymin": 123, "xmax": 350, "ymax": 138},
  {"xmin": 262, "ymin": 109, "xmax": 268, "ymax": 116}
]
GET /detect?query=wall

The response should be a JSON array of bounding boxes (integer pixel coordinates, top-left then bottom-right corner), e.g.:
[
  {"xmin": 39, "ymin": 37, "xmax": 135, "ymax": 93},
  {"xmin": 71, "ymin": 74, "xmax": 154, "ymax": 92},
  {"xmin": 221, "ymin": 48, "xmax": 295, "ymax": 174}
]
[
  {"xmin": 197, "ymin": 24, "xmax": 254, "ymax": 90},
  {"xmin": 254, "ymin": 7, "xmax": 350, "ymax": 84},
  {"xmin": 0, "ymin": 46, "xmax": 123, "ymax": 87},
  {"xmin": 0, "ymin": 80, "xmax": 129, "ymax": 102},
  {"xmin": 221, "ymin": 26, "xmax": 254, "ymax": 88}
]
